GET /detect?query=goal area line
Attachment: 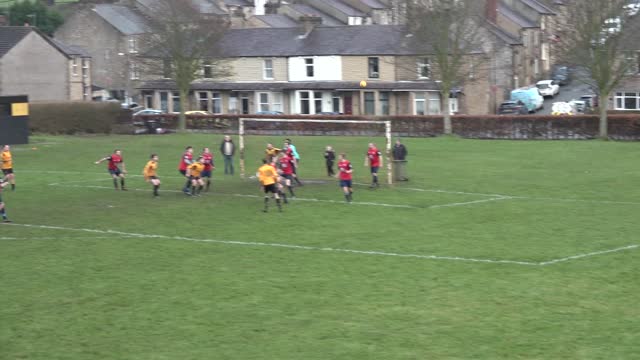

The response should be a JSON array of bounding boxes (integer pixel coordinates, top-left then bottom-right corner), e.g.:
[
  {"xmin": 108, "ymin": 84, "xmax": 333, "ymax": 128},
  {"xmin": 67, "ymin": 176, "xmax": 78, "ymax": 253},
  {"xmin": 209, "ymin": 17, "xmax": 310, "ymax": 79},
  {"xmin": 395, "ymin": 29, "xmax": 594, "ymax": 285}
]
[{"xmin": 238, "ymin": 117, "xmax": 393, "ymax": 184}]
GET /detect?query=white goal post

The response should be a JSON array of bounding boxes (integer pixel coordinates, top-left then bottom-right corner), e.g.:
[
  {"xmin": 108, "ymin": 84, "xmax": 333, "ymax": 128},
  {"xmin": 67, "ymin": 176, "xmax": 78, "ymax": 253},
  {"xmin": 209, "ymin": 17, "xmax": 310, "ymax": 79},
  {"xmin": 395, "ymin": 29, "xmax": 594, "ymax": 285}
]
[{"xmin": 238, "ymin": 118, "xmax": 393, "ymax": 184}]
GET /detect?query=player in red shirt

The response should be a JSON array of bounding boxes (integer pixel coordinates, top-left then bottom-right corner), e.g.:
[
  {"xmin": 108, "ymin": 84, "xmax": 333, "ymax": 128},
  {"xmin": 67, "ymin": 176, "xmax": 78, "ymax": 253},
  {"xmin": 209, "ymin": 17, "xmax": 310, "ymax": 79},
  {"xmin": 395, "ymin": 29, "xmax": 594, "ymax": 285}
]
[
  {"xmin": 338, "ymin": 153, "xmax": 353, "ymax": 203},
  {"xmin": 200, "ymin": 147, "xmax": 214, "ymax": 192},
  {"xmin": 95, "ymin": 149, "xmax": 127, "ymax": 190},
  {"xmin": 178, "ymin": 146, "xmax": 194, "ymax": 194},
  {"xmin": 278, "ymin": 153, "xmax": 296, "ymax": 198},
  {"xmin": 365, "ymin": 143, "xmax": 383, "ymax": 188}
]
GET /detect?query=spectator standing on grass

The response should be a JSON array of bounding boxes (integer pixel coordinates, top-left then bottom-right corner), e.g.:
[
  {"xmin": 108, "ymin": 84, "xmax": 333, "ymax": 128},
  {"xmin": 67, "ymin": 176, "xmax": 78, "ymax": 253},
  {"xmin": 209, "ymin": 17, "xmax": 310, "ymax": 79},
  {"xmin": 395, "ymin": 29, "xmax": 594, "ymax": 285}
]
[
  {"xmin": 143, "ymin": 154, "xmax": 161, "ymax": 197},
  {"xmin": 219, "ymin": 135, "xmax": 235, "ymax": 175},
  {"xmin": 258, "ymin": 159, "xmax": 282, "ymax": 212},
  {"xmin": 95, "ymin": 149, "xmax": 127, "ymax": 191},
  {"xmin": 1, "ymin": 145, "xmax": 16, "ymax": 191},
  {"xmin": 201, "ymin": 147, "xmax": 214, "ymax": 192},
  {"xmin": 284, "ymin": 138, "xmax": 303, "ymax": 186},
  {"xmin": 0, "ymin": 176, "xmax": 11, "ymax": 222},
  {"xmin": 338, "ymin": 153, "xmax": 353, "ymax": 203},
  {"xmin": 392, "ymin": 139, "xmax": 407, "ymax": 161},
  {"xmin": 178, "ymin": 146, "xmax": 194, "ymax": 194},
  {"xmin": 324, "ymin": 145, "xmax": 336, "ymax": 177},
  {"xmin": 365, "ymin": 143, "xmax": 382, "ymax": 188}
]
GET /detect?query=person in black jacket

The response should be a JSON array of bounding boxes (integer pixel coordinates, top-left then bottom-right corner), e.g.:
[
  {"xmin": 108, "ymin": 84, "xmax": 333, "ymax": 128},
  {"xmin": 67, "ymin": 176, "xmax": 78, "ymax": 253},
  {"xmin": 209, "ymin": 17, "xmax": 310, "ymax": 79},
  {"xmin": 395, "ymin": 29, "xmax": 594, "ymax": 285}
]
[
  {"xmin": 219, "ymin": 135, "xmax": 236, "ymax": 175},
  {"xmin": 392, "ymin": 139, "xmax": 407, "ymax": 161},
  {"xmin": 324, "ymin": 145, "xmax": 336, "ymax": 177}
]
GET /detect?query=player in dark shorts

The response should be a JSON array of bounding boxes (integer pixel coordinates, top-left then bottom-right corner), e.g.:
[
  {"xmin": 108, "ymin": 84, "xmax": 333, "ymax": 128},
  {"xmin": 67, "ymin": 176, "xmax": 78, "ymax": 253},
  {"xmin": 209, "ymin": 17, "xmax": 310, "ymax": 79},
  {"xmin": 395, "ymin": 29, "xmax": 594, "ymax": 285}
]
[
  {"xmin": 258, "ymin": 159, "xmax": 282, "ymax": 212},
  {"xmin": 95, "ymin": 149, "xmax": 127, "ymax": 190},
  {"xmin": 338, "ymin": 153, "xmax": 353, "ymax": 203}
]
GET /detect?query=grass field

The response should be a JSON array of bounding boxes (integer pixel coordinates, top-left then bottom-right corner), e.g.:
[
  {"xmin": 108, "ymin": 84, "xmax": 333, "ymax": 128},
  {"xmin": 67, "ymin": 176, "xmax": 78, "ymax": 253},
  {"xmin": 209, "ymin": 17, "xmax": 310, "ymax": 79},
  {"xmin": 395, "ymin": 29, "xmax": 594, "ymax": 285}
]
[{"xmin": 1, "ymin": 134, "xmax": 639, "ymax": 359}]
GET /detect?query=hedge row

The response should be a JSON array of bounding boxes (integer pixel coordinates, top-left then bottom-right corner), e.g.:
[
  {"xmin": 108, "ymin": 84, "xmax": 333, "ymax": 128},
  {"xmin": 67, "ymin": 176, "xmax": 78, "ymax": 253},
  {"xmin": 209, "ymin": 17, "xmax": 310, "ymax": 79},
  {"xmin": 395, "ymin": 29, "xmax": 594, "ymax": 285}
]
[
  {"xmin": 29, "ymin": 104, "xmax": 640, "ymax": 140},
  {"xmin": 30, "ymin": 102, "xmax": 130, "ymax": 135}
]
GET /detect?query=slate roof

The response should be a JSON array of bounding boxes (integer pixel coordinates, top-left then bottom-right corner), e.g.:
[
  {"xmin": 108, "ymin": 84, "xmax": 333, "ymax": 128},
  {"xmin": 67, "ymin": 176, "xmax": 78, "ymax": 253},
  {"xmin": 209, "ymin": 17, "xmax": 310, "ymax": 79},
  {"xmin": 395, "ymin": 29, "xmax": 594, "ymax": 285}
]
[
  {"xmin": 139, "ymin": 79, "xmax": 440, "ymax": 91},
  {"xmin": 224, "ymin": 0, "xmax": 251, "ymax": 6},
  {"xmin": 192, "ymin": 0, "xmax": 227, "ymax": 15},
  {"xmin": 321, "ymin": 0, "xmax": 366, "ymax": 17},
  {"xmin": 51, "ymin": 38, "xmax": 91, "ymax": 57},
  {"xmin": 217, "ymin": 25, "xmax": 432, "ymax": 57},
  {"xmin": 254, "ymin": 15, "xmax": 300, "ymax": 28},
  {"xmin": 94, "ymin": 4, "xmax": 150, "ymax": 35},
  {"xmin": 359, "ymin": 0, "xmax": 387, "ymax": 9},
  {"xmin": 521, "ymin": 0, "xmax": 555, "ymax": 14},
  {"xmin": 0, "ymin": 26, "xmax": 31, "ymax": 58},
  {"xmin": 498, "ymin": 3, "xmax": 538, "ymax": 28},
  {"xmin": 485, "ymin": 22, "xmax": 523, "ymax": 46},
  {"xmin": 288, "ymin": 4, "xmax": 344, "ymax": 26}
]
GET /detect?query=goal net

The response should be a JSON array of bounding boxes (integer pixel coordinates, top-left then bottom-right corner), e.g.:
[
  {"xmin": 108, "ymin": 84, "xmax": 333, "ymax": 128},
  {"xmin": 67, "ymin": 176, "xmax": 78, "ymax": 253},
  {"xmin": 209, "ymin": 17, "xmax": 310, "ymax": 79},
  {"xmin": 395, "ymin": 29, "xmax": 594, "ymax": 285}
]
[{"xmin": 238, "ymin": 118, "xmax": 394, "ymax": 184}]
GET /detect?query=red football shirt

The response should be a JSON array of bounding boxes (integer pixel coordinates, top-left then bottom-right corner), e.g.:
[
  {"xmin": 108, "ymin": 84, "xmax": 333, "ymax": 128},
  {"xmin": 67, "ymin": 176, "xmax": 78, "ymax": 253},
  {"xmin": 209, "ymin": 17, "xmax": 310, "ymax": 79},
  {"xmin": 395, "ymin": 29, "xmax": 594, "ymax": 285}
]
[
  {"xmin": 338, "ymin": 159, "xmax": 352, "ymax": 180},
  {"xmin": 201, "ymin": 153, "xmax": 213, "ymax": 171},
  {"xmin": 367, "ymin": 148, "xmax": 382, "ymax": 167},
  {"xmin": 279, "ymin": 155, "xmax": 294, "ymax": 175},
  {"xmin": 107, "ymin": 154, "xmax": 123, "ymax": 171},
  {"xmin": 178, "ymin": 152, "xmax": 193, "ymax": 171}
]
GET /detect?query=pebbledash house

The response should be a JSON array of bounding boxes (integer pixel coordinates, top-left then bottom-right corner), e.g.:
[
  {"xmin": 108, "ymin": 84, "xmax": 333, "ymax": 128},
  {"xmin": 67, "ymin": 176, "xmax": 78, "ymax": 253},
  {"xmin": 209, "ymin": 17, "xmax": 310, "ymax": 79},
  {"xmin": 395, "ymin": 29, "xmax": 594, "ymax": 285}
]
[{"xmin": 137, "ymin": 24, "xmax": 491, "ymax": 116}]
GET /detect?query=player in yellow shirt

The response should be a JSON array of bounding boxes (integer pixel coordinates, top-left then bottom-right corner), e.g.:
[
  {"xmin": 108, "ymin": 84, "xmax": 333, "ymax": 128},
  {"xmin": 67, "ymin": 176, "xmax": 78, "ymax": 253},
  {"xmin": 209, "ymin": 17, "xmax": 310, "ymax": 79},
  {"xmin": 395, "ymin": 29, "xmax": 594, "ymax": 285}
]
[
  {"xmin": 264, "ymin": 143, "xmax": 281, "ymax": 163},
  {"xmin": 258, "ymin": 159, "xmax": 282, "ymax": 212},
  {"xmin": 143, "ymin": 154, "xmax": 161, "ymax": 197},
  {"xmin": 186, "ymin": 156, "xmax": 206, "ymax": 196},
  {"xmin": 1, "ymin": 145, "xmax": 15, "ymax": 191}
]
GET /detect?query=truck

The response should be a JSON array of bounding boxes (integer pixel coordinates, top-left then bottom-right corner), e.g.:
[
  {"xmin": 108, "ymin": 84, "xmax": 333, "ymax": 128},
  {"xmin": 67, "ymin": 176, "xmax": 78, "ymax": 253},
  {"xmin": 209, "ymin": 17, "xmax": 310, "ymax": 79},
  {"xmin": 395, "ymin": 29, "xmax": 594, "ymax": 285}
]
[{"xmin": 510, "ymin": 87, "xmax": 544, "ymax": 113}]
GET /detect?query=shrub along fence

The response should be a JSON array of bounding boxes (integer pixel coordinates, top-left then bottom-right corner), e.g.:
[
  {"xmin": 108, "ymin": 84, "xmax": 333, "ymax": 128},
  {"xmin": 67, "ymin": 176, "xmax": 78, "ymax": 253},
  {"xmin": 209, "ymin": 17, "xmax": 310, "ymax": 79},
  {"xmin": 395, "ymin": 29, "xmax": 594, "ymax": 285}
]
[{"xmin": 29, "ymin": 105, "xmax": 640, "ymax": 140}]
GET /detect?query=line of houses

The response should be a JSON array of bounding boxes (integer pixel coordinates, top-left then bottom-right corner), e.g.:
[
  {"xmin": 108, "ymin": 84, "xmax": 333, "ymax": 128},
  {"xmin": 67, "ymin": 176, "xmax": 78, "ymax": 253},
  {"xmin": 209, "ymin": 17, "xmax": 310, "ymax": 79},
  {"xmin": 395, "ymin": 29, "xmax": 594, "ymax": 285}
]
[{"xmin": 1, "ymin": 0, "xmax": 639, "ymax": 114}]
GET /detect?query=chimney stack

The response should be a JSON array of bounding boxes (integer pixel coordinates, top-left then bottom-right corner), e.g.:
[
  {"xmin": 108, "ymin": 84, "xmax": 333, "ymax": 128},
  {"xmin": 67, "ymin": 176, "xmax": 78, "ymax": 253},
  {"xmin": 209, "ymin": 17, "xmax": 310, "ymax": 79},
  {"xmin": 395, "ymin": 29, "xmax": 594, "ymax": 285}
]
[
  {"xmin": 299, "ymin": 15, "xmax": 322, "ymax": 38},
  {"xmin": 486, "ymin": 0, "xmax": 497, "ymax": 24}
]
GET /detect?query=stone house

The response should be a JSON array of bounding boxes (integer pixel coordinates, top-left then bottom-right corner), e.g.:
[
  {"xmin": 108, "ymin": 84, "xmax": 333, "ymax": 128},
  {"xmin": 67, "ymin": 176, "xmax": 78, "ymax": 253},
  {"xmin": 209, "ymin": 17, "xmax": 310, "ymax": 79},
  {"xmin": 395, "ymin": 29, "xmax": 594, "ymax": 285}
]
[
  {"xmin": 138, "ymin": 24, "xmax": 492, "ymax": 116},
  {"xmin": 54, "ymin": 3, "xmax": 149, "ymax": 103},
  {"xmin": 0, "ymin": 26, "xmax": 91, "ymax": 101}
]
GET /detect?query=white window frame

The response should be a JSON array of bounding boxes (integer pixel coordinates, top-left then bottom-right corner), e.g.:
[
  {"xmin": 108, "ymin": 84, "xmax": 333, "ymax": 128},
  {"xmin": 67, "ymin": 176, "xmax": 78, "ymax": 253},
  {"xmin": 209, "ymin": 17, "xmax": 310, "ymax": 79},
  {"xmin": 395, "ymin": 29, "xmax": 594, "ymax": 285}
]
[
  {"xmin": 263, "ymin": 59, "xmax": 274, "ymax": 79},
  {"xmin": 198, "ymin": 91, "xmax": 209, "ymax": 111},
  {"xmin": 614, "ymin": 92, "xmax": 640, "ymax": 110},
  {"xmin": 128, "ymin": 37, "xmax": 138, "ymax": 54},
  {"xmin": 368, "ymin": 57, "xmax": 380, "ymax": 79},
  {"xmin": 449, "ymin": 98, "xmax": 459, "ymax": 114},
  {"xmin": 129, "ymin": 61, "xmax": 139, "ymax": 80},
  {"xmin": 305, "ymin": 58, "xmax": 314, "ymax": 78},
  {"xmin": 418, "ymin": 57, "xmax": 430, "ymax": 79},
  {"xmin": 258, "ymin": 92, "xmax": 270, "ymax": 112},
  {"xmin": 203, "ymin": 61, "xmax": 213, "ymax": 79},
  {"xmin": 272, "ymin": 92, "xmax": 283, "ymax": 112},
  {"xmin": 72, "ymin": 57, "xmax": 78, "ymax": 76},
  {"xmin": 414, "ymin": 93, "xmax": 425, "ymax": 115},
  {"xmin": 212, "ymin": 92, "xmax": 222, "ymax": 114}
]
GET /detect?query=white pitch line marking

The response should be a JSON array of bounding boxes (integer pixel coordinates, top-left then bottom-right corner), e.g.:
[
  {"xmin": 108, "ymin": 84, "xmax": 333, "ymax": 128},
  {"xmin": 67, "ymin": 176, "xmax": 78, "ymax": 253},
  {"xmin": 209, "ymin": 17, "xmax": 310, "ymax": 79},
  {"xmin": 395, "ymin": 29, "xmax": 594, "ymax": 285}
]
[
  {"xmin": 538, "ymin": 244, "xmax": 640, "ymax": 266},
  {"xmin": 2, "ymin": 223, "xmax": 538, "ymax": 266},
  {"xmin": 427, "ymin": 196, "xmax": 512, "ymax": 209},
  {"xmin": 3, "ymin": 223, "xmax": 638, "ymax": 266}
]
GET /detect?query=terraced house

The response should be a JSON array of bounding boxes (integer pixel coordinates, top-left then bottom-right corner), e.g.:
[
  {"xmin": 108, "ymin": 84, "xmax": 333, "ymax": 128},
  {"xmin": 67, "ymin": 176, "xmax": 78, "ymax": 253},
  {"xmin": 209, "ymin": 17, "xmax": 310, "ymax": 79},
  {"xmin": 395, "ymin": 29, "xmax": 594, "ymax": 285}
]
[{"xmin": 138, "ymin": 23, "xmax": 490, "ymax": 116}]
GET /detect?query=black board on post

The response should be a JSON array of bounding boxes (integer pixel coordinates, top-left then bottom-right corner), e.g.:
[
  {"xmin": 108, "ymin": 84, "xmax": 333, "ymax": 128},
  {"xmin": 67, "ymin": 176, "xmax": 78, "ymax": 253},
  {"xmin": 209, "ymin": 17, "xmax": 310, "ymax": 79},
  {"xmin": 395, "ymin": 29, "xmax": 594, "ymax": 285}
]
[{"xmin": 0, "ymin": 95, "xmax": 29, "ymax": 145}]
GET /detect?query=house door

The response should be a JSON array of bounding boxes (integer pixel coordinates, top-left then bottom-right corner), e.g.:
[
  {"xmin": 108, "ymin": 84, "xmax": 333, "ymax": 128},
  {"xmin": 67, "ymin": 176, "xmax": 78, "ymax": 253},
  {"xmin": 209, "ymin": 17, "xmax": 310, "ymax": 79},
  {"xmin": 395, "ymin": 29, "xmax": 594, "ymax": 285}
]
[
  {"xmin": 240, "ymin": 92, "xmax": 250, "ymax": 114},
  {"xmin": 144, "ymin": 94, "xmax": 153, "ymax": 109},
  {"xmin": 344, "ymin": 95, "xmax": 353, "ymax": 115}
]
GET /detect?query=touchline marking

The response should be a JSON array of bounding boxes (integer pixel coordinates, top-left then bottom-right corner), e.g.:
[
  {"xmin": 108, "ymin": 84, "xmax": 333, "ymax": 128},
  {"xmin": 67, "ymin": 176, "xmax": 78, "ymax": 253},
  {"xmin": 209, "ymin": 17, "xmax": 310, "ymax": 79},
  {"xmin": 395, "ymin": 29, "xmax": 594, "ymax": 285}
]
[
  {"xmin": 4, "ymin": 223, "xmax": 638, "ymax": 266},
  {"xmin": 3, "ymin": 223, "xmax": 537, "ymax": 266},
  {"xmin": 427, "ymin": 196, "xmax": 512, "ymax": 208}
]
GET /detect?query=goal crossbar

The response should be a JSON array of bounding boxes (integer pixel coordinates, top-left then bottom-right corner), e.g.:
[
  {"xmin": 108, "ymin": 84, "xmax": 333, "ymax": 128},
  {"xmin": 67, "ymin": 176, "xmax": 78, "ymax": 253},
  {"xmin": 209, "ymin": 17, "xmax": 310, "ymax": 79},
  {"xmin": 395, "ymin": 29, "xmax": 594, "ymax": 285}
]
[{"xmin": 239, "ymin": 118, "xmax": 393, "ymax": 184}]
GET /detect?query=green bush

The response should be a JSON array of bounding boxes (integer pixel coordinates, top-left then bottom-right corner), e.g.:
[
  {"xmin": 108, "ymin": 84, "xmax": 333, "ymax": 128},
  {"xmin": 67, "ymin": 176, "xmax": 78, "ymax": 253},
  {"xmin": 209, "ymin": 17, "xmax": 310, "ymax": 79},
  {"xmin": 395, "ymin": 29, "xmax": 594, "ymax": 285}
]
[{"xmin": 30, "ymin": 102, "xmax": 127, "ymax": 134}]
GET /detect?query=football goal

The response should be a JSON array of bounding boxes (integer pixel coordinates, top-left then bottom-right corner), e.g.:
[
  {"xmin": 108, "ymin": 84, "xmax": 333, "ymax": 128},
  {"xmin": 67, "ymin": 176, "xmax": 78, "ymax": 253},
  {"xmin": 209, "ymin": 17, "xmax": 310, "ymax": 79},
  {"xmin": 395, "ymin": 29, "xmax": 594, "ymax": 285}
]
[{"xmin": 238, "ymin": 118, "xmax": 394, "ymax": 184}]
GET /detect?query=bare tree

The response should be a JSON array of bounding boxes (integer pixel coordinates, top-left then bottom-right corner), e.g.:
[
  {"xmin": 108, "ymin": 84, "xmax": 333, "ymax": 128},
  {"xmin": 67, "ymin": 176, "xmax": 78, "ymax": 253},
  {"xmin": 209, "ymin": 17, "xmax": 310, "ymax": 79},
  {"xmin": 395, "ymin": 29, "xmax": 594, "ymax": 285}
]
[
  {"xmin": 557, "ymin": 0, "xmax": 637, "ymax": 139},
  {"xmin": 406, "ymin": 0, "xmax": 487, "ymax": 134},
  {"xmin": 141, "ymin": 0, "xmax": 230, "ymax": 131}
]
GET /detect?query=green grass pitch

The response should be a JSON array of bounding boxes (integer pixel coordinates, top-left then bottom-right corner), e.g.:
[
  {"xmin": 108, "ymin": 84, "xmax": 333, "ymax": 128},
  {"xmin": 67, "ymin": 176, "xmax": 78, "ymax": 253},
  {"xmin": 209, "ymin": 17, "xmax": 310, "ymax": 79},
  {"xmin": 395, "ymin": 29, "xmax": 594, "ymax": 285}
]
[{"xmin": 1, "ymin": 134, "xmax": 639, "ymax": 359}]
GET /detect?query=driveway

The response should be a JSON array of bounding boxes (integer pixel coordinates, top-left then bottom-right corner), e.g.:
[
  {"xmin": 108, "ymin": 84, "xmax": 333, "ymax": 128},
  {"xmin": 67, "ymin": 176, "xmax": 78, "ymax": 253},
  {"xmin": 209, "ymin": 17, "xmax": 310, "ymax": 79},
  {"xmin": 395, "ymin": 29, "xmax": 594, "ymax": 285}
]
[{"xmin": 538, "ymin": 81, "xmax": 594, "ymax": 115}]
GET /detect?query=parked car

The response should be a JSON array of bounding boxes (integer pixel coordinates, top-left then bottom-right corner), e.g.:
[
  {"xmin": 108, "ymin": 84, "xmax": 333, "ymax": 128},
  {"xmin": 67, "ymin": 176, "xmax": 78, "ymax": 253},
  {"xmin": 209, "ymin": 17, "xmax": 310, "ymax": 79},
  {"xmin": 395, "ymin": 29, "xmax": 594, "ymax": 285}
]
[
  {"xmin": 551, "ymin": 102, "xmax": 577, "ymax": 116},
  {"xmin": 624, "ymin": 2, "xmax": 640, "ymax": 17},
  {"xmin": 133, "ymin": 109, "xmax": 165, "ymax": 117},
  {"xmin": 551, "ymin": 66, "xmax": 571, "ymax": 86},
  {"xmin": 185, "ymin": 110, "xmax": 214, "ymax": 115},
  {"xmin": 498, "ymin": 100, "xmax": 528, "ymax": 115},
  {"xmin": 568, "ymin": 99, "xmax": 590, "ymax": 114},
  {"xmin": 603, "ymin": 17, "xmax": 622, "ymax": 34},
  {"xmin": 579, "ymin": 94, "xmax": 598, "ymax": 108},
  {"xmin": 536, "ymin": 80, "xmax": 560, "ymax": 98},
  {"xmin": 510, "ymin": 87, "xmax": 544, "ymax": 112},
  {"xmin": 255, "ymin": 110, "xmax": 284, "ymax": 115}
]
